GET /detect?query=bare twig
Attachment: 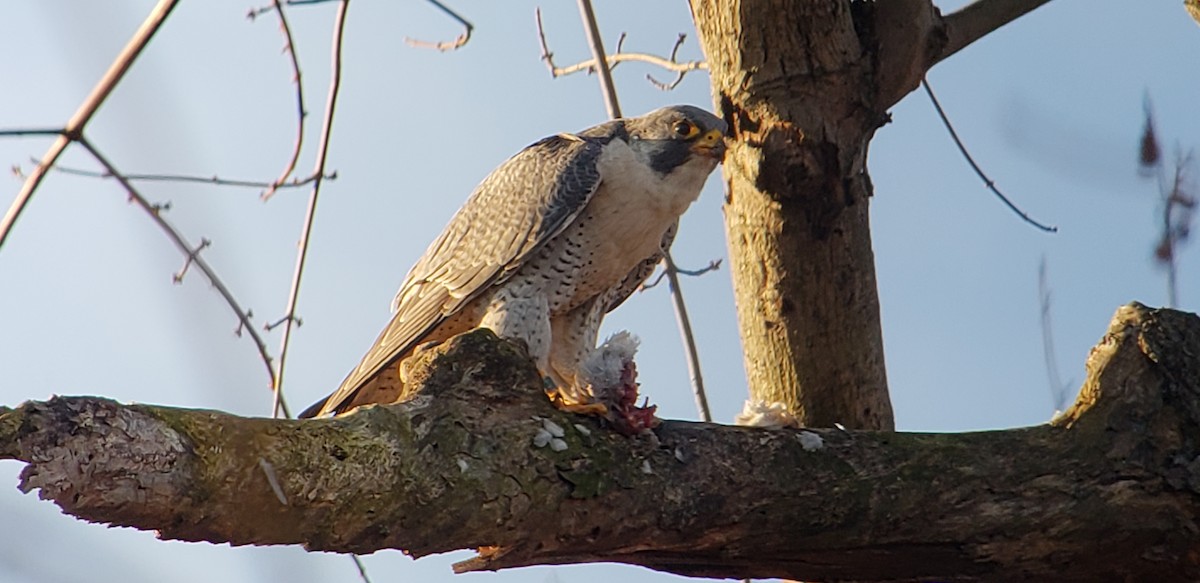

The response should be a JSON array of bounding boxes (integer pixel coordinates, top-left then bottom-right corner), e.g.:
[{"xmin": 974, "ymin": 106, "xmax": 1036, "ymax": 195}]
[
  {"xmin": 174, "ymin": 238, "xmax": 212, "ymax": 283},
  {"xmin": 44, "ymin": 162, "xmax": 335, "ymax": 189},
  {"xmin": 270, "ymin": 0, "xmax": 350, "ymax": 420},
  {"xmin": 662, "ymin": 253, "xmax": 713, "ymax": 422},
  {"xmin": 0, "ymin": 0, "xmax": 180, "ymax": 251},
  {"xmin": 535, "ymin": 8, "xmax": 706, "ymax": 91},
  {"xmin": 0, "ymin": 128, "xmax": 66, "ymax": 138},
  {"xmin": 248, "ymin": 2, "xmax": 371, "ymax": 578},
  {"xmin": 1156, "ymin": 158, "xmax": 1195, "ymax": 309},
  {"xmin": 247, "ymin": 0, "xmax": 332, "ymax": 20},
  {"xmin": 646, "ymin": 34, "xmax": 694, "ymax": 91},
  {"xmin": 1137, "ymin": 98, "xmax": 1195, "ymax": 309},
  {"xmin": 938, "ymin": 0, "xmax": 1055, "ymax": 62},
  {"xmin": 264, "ymin": 314, "xmax": 302, "ymax": 331},
  {"xmin": 640, "ymin": 258, "xmax": 721, "ymax": 290},
  {"xmin": 569, "ymin": 0, "xmax": 714, "ymax": 423},
  {"xmin": 404, "ymin": 0, "xmax": 473, "ymax": 52},
  {"xmin": 575, "ymin": 0, "xmax": 621, "ymax": 119},
  {"xmin": 258, "ymin": 0, "xmax": 307, "ymax": 200},
  {"xmin": 1038, "ymin": 257, "xmax": 1072, "ymax": 413},
  {"xmin": 351, "ymin": 556, "xmax": 374, "ymax": 583},
  {"xmin": 74, "ymin": 137, "xmax": 288, "ymax": 416},
  {"xmin": 922, "ymin": 78, "xmax": 1057, "ymax": 233}
]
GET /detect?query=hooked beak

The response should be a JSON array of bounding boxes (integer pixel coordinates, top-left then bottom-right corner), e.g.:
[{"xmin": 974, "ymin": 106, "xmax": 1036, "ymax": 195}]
[{"xmin": 690, "ymin": 128, "xmax": 728, "ymax": 161}]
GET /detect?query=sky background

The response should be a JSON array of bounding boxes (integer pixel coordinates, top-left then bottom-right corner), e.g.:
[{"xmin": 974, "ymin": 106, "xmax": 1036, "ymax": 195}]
[{"xmin": 1, "ymin": 1, "xmax": 1197, "ymax": 582}]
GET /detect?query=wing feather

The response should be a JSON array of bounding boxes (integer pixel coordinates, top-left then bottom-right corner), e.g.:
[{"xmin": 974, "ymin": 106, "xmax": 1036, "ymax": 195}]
[{"xmin": 303, "ymin": 130, "xmax": 616, "ymax": 417}]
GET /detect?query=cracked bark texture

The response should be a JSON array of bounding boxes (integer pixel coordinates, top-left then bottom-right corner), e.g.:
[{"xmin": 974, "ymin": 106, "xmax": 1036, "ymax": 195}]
[{"xmin": 4, "ymin": 305, "xmax": 1200, "ymax": 581}]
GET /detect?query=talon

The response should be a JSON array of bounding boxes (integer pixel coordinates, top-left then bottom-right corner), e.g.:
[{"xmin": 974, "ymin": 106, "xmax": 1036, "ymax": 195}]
[
  {"xmin": 545, "ymin": 380, "xmax": 609, "ymax": 416},
  {"xmin": 557, "ymin": 401, "xmax": 609, "ymax": 416}
]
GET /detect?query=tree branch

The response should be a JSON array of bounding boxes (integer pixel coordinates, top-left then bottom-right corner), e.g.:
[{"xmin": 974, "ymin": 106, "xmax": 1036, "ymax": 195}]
[
  {"xmin": 534, "ymin": 8, "xmax": 707, "ymax": 91},
  {"xmin": 921, "ymin": 78, "xmax": 1056, "ymax": 232},
  {"xmin": 75, "ymin": 137, "xmax": 286, "ymax": 414},
  {"xmin": 403, "ymin": 0, "xmax": 473, "ymax": 52},
  {"xmin": 42, "ymin": 161, "xmax": 335, "ymax": 189},
  {"xmin": 0, "ymin": 0, "xmax": 179, "ymax": 251},
  {"xmin": 270, "ymin": 0, "xmax": 349, "ymax": 418},
  {"xmin": 4, "ymin": 305, "xmax": 1200, "ymax": 581},
  {"xmin": 258, "ymin": 0, "xmax": 308, "ymax": 201},
  {"xmin": 938, "ymin": 0, "xmax": 1055, "ymax": 62}
]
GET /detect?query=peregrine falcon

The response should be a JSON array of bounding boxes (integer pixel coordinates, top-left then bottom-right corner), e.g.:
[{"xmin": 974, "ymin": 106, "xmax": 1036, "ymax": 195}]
[{"xmin": 300, "ymin": 105, "xmax": 727, "ymax": 418}]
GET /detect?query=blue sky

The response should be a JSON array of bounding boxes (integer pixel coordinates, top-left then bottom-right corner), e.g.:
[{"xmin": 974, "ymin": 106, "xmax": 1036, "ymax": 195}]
[{"xmin": 1, "ymin": 1, "xmax": 1197, "ymax": 582}]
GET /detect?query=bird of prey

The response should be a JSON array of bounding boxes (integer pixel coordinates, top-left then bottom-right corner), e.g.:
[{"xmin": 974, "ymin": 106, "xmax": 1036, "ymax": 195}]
[{"xmin": 300, "ymin": 105, "xmax": 727, "ymax": 419}]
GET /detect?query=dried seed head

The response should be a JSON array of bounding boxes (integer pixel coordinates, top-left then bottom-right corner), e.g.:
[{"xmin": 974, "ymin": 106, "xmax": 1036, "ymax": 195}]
[{"xmin": 1140, "ymin": 114, "xmax": 1161, "ymax": 171}]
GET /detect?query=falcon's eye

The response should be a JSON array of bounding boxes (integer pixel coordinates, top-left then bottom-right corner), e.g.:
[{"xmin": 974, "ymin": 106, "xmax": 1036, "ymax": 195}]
[{"xmin": 672, "ymin": 120, "xmax": 698, "ymax": 138}]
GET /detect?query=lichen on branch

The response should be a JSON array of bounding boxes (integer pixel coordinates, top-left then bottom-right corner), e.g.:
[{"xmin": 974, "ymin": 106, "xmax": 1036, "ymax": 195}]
[{"xmin": 4, "ymin": 307, "xmax": 1200, "ymax": 581}]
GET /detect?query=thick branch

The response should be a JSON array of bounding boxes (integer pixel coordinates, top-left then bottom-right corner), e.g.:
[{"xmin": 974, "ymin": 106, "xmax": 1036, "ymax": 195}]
[
  {"xmin": 938, "ymin": 0, "xmax": 1054, "ymax": 62},
  {"xmin": 864, "ymin": 0, "xmax": 1056, "ymax": 109},
  {"xmin": 4, "ymin": 305, "xmax": 1200, "ymax": 581}
]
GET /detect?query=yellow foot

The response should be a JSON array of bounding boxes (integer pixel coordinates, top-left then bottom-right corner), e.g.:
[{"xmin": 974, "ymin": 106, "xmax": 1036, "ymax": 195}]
[
  {"xmin": 544, "ymin": 379, "xmax": 608, "ymax": 416},
  {"xmin": 555, "ymin": 401, "xmax": 609, "ymax": 416}
]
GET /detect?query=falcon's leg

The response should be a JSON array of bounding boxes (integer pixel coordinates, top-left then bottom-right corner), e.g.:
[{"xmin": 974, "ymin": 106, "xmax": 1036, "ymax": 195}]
[
  {"xmin": 548, "ymin": 297, "xmax": 607, "ymax": 413},
  {"xmin": 479, "ymin": 287, "xmax": 552, "ymax": 371}
]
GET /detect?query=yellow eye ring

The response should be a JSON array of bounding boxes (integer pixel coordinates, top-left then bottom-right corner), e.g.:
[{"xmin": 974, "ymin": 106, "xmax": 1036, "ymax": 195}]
[{"xmin": 673, "ymin": 120, "xmax": 697, "ymax": 138}]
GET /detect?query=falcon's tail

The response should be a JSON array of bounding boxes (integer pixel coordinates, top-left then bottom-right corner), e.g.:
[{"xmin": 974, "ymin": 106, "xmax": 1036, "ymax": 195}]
[{"xmin": 297, "ymin": 394, "xmax": 331, "ymax": 419}]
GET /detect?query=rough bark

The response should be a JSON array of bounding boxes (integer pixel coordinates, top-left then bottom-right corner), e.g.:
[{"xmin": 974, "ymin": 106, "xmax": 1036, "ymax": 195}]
[
  {"xmin": 687, "ymin": 0, "xmax": 1052, "ymax": 430},
  {"xmin": 3, "ymin": 304, "xmax": 1200, "ymax": 581}
]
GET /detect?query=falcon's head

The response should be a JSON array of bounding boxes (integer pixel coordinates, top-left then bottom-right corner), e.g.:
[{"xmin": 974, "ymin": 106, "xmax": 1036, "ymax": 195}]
[{"xmin": 623, "ymin": 105, "xmax": 728, "ymax": 176}]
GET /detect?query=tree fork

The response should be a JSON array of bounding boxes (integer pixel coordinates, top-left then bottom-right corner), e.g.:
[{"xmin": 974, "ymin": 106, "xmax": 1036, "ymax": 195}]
[
  {"xmin": 3, "ymin": 304, "xmax": 1200, "ymax": 581},
  {"xmin": 688, "ymin": 0, "xmax": 1052, "ymax": 430}
]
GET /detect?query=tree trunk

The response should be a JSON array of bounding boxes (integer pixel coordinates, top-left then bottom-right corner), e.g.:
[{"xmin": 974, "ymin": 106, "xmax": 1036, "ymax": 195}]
[
  {"xmin": 689, "ymin": 0, "xmax": 1051, "ymax": 430},
  {"xmin": 5, "ymin": 305, "xmax": 1200, "ymax": 581},
  {"xmin": 690, "ymin": 0, "xmax": 901, "ymax": 430}
]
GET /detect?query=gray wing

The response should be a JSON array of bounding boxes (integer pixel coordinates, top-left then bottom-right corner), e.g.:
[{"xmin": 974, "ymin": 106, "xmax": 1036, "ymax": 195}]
[{"xmin": 304, "ymin": 130, "xmax": 615, "ymax": 417}]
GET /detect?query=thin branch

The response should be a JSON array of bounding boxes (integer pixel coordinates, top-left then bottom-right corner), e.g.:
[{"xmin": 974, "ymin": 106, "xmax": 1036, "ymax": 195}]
[
  {"xmin": 44, "ymin": 162, "xmax": 335, "ymax": 189},
  {"xmin": 403, "ymin": 0, "xmax": 473, "ymax": 52},
  {"xmin": 575, "ymin": 0, "xmax": 622, "ymax": 119},
  {"xmin": 570, "ymin": 0, "xmax": 713, "ymax": 423},
  {"xmin": 535, "ymin": 8, "xmax": 706, "ymax": 91},
  {"xmin": 248, "ymin": 3, "xmax": 371, "ymax": 579},
  {"xmin": 640, "ymin": 258, "xmax": 720, "ymax": 290},
  {"xmin": 937, "ymin": 0, "xmax": 1055, "ymax": 62},
  {"xmin": 74, "ymin": 137, "xmax": 288, "ymax": 416},
  {"xmin": 1151, "ymin": 150, "xmax": 1196, "ymax": 309},
  {"xmin": 174, "ymin": 238, "xmax": 212, "ymax": 283},
  {"xmin": 0, "ymin": 0, "xmax": 180, "ymax": 251},
  {"xmin": 247, "ymin": 0, "xmax": 332, "ymax": 20},
  {"xmin": 662, "ymin": 253, "xmax": 712, "ymax": 422},
  {"xmin": 350, "ymin": 556, "xmax": 373, "ymax": 583},
  {"xmin": 646, "ymin": 34, "xmax": 694, "ymax": 91},
  {"xmin": 270, "ymin": 0, "xmax": 350, "ymax": 419},
  {"xmin": 1038, "ymin": 257, "xmax": 1072, "ymax": 413},
  {"xmin": 258, "ymin": 0, "xmax": 307, "ymax": 200},
  {"xmin": 922, "ymin": 78, "xmax": 1057, "ymax": 233},
  {"xmin": 0, "ymin": 128, "xmax": 66, "ymax": 138},
  {"xmin": 264, "ymin": 314, "xmax": 302, "ymax": 332}
]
